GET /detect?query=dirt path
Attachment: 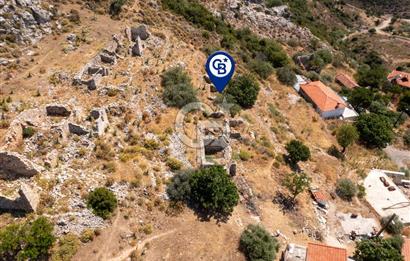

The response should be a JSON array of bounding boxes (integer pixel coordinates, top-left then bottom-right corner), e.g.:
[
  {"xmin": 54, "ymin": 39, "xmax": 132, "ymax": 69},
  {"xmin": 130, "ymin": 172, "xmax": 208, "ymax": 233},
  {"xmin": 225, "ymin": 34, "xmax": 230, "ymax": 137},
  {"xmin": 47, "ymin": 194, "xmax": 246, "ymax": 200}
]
[
  {"xmin": 108, "ymin": 229, "xmax": 177, "ymax": 261},
  {"xmin": 94, "ymin": 212, "xmax": 122, "ymax": 260}
]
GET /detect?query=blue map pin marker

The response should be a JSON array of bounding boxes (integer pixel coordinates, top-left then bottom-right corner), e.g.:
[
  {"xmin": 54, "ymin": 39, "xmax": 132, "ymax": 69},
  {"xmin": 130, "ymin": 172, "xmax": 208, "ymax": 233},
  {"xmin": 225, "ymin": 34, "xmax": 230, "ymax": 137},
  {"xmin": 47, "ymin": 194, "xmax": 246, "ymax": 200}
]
[{"xmin": 205, "ymin": 51, "xmax": 235, "ymax": 93}]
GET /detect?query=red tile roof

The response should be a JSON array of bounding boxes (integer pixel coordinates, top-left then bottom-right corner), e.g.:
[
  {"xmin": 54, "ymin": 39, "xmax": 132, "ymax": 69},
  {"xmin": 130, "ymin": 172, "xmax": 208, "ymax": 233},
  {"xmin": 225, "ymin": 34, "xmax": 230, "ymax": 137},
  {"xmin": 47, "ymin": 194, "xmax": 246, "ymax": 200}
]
[
  {"xmin": 387, "ymin": 70, "xmax": 410, "ymax": 88},
  {"xmin": 306, "ymin": 242, "xmax": 347, "ymax": 261},
  {"xmin": 336, "ymin": 73, "xmax": 359, "ymax": 89},
  {"xmin": 300, "ymin": 81, "xmax": 346, "ymax": 112},
  {"xmin": 403, "ymin": 238, "xmax": 410, "ymax": 261},
  {"xmin": 312, "ymin": 191, "xmax": 329, "ymax": 203}
]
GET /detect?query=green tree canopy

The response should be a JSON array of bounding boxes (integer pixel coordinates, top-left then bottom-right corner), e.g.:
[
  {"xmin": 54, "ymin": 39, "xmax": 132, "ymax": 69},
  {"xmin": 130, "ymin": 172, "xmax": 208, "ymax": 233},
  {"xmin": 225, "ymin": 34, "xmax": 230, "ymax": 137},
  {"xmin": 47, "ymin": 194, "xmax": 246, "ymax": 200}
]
[
  {"xmin": 354, "ymin": 237, "xmax": 403, "ymax": 261},
  {"xmin": 381, "ymin": 215, "xmax": 404, "ymax": 235},
  {"xmin": 398, "ymin": 91, "xmax": 410, "ymax": 114},
  {"xmin": 285, "ymin": 139, "xmax": 311, "ymax": 164},
  {"xmin": 336, "ymin": 124, "xmax": 359, "ymax": 152},
  {"xmin": 87, "ymin": 187, "xmax": 118, "ymax": 219},
  {"xmin": 225, "ymin": 74, "xmax": 260, "ymax": 108},
  {"xmin": 0, "ymin": 217, "xmax": 55, "ymax": 260},
  {"xmin": 348, "ymin": 87, "xmax": 375, "ymax": 112},
  {"xmin": 276, "ymin": 66, "xmax": 297, "ymax": 86},
  {"xmin": 355, "ymin": 113, "xmax": 394, "ymax": 148},
  {"xmin": 239, "ymin": 224, "xmax": 279, "ymax": 261},
  {"xmin": 189, "ymin": 166, "xmax": 239, "ymax": 218},
  {"xmin": 356, "ymin": 64, "xmax": 388, "ymax": 89},
  {"xmin": 283, "ymin": 172, "xmax": 311, "ymax": 201}
]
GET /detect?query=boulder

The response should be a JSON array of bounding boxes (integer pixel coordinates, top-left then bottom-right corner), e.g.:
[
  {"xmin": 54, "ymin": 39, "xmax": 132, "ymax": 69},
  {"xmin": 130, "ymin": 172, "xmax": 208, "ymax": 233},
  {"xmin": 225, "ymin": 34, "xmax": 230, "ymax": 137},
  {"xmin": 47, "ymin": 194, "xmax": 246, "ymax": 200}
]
[
  {"xmin": 46, "ymin": 104, "xmax": 71, "ymax": 117},
  {"xmin": 209, "ymin": 111, "xmax": 225, "ymax": 118},
  {"xmin": 131, "ymin": 36, "xmax": 143, "ymax": 56},
  {"xmin": 0, "ymin": 184, "xmax": 39, "ymax": 212},
  {"xmin": 229, "ymin": 118, "xmax": 244, "ymax": 127},
  {"xmin": 104, "ymin": 40, "xmax": 118, "ymax": 56},
  {"xmin": 90, "ymin": 108, "xmax": 109, "ymax": 137},
  {"xmin": 131, "ymin": 25, "xmax": 150, "ymax": 41},
  {"xmin": 68, "ymin": 123, "xmax": 89, "ymax": 136},
  {"xmin": 0, "ymin": 151, "xmax": 40, "ymax": 180},
  {"xmin": 82, "ymin": 74, "xmax": 102, "ymax": 90},
  {"xmin": 100, "ymin": 52, "xmax": 116, "ymax": 65},
  {"xmin": 88, "ymin": 66, "xmax": 109, "ymax": 76},
  {"xmin": 229, "ymin": 162, "xmax": 237, "ymax": 176},
  {"xmin": 30, "ymin": 6, "xmax": 50, "ymax": 24},
  {"xmin": 204, "ymin": 136, "xmax": 229, "ymax": 154}
]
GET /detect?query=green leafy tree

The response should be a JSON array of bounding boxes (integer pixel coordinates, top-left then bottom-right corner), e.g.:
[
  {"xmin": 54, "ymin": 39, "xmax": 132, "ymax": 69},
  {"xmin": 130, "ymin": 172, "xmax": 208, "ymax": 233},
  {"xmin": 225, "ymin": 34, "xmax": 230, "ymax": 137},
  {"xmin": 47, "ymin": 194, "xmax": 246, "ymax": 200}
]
[
  {"xmin": 250, "ymin": 59, "xmax": 274, "ymax": 79},
  {"xmin": 283, "ymin": 172, "xmax": 311, "ymax": 201},
  {"xmin": 285, "ymin": 139, "xmax": 311, "ymax": 164},
  {"xmin": 161, "ymin": 67, "xmax": 198, "ymax": 108},
  {"xmin": 0, "ymin": 217, "xmax": 55, "ymax": 260},
  {"xmin": 336, "ymin": 124, "xmax": 359, "ymax": 153},
  {"xmin": 315, "ymin": 49, "xmax": 333, "ymax": 64},
  {"xmin": 336, "ymin": 179, "xmax": 357, "ymax": 201},
  {"xmin": 189, "ymin": 166, "xmax": 239, "ymax": 217},
  {"xmin": 225, "ymin": 74, "xmax": 260, "ymax": 108},
  {"xmin": 166, "ymin": 171, "xmax": 192, "ymax": 202},
  {"xmin": 239, "ymin": 224, "xmax": 279, "ymax": 261},
  {"xmin": 348, "ymin": 87, "xmax": 375, "ymax": 112},
  {"xmin": 276, "ymin": 66, "xmax": 297, "ymax": 86},
  {"xmin": 356, "ymin": 64, "xmax": 388, "ymax": 89},
  {"xmin": 398, "ymin": 91, "xmax": 410, "ymax": 114},
  {"xmin": 354, "ymin": 237, "xmax": 403, "ymax": 261},
  {"xmin": 355, "ymin": 113, "xmax": 394, "ymax": 148},
  {"xmin": 381, "ymin": 215, "xmax": 404, "ymax": 235},
  {"xmin": 87, "ymin": 187, "xmax": 118, "ymax": 219}
]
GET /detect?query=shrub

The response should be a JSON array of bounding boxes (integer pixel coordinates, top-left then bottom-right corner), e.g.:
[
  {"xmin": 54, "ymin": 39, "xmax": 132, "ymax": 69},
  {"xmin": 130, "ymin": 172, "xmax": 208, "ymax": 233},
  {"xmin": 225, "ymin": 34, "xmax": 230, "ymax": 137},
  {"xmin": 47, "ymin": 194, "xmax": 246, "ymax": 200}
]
[
  {"xmin": 355, "ymin": 113, "xmax": 394, "ymax": 148},
  {"xmin": 239, "ymin": 150, "xmax": 252, "ymax": 161},
  {"xmin": 250, "ymin": 59, "xmax": 274, "ymax": 79},
  {"xmin": 80, "ymin": 229, "xmax": 94, "ymax": 243},
  {"xmin": 404, "ymin": 129, "xmax": 410, "ymax": 148},
  {"xmin": 239, "ymin": 224, "xmax": 279, "ymax": 261},
  {"xmin": 276, "ymin": 67, "xmax": 296, "ymax": 86},
  {"xmin": 307, "ymin": 71, "xmax": 320, "ymax": 81},
  {"xmin": 357, "ymin": 184, "xmax": 366, "ymax": 198},
  {"xmin": 189, "ymin": 166, "xmax": 239, "ymax": 217},
  {"xmin": 87, "ymin": 187, "xmax": 118, "ymax": 219},
  {"xmin": 398, "ymin": 91, "xmax": 410, "ymax": 113},
  {"xmin": 265, "ymin": 0, "xmax": 283, "ymax": 8},
  {"xmin": 23, "ymin": 126, "xmax": 36, "ymax": 139},
  {"xmin": 166, "ymin": 157, "xmax": 183, "ymax": 171},
  {"xmin": 51, "ymin": 233, "xmax": 79, "ymax": 261},
  {"xmin": 285, "ymin": 139, "xmax": 310, "ymax": 164},
  {"xmin": 381, "ymin": 215, "xmax": 404, "ymax": 235},
  {"xmin": 327, "ymin": 145, "xmax": 345, "ymax": 160},
  {"xmin": 225, "ymin": 74, "xmax": 260, "ymax": 108},
  {"xmin": 356, "ymin": 64, "xmax": 388, "ymax": 89},
  {"xmin": 354, "ymin": 237, "xmax": 403, "ymax": 261},
  {"xmin": 315, "ymin": 49, "xmax": 333, "ymax": 64},
  {"xmin": 166, "ymin": 171, "xmax": 191, "ymax": 202},
  {"xmin": 336, "ymin": 179, "xmax": 357, "ymax": 201},
  {"xmin": 0, "ymin": 217, "xmax": 55, "ymax": 260},
  {"xmin": 161, "ymin": 67, "xmax": 198, "ymax": 108},
  {"xmin": 109, "ymin": 0, "xmax": 127, "ymax": 15}
]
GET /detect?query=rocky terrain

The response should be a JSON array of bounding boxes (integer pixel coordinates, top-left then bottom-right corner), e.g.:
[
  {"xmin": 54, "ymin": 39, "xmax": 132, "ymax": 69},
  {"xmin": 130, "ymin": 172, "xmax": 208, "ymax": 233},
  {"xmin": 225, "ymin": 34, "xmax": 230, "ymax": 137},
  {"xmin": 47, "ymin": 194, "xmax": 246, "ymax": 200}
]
[{"xmin": 0, "ymin": 0, "xmax": 409, "ymax": 260}]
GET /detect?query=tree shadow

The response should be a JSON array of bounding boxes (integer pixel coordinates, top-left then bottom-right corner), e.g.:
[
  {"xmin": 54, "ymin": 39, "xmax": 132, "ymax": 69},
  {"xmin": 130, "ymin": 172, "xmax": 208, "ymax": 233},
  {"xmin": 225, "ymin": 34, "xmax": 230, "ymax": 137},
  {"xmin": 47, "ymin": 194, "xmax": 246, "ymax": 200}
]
[
  {"xmin": 0, "ymin": 209, "xmax": 28, "ymax": 218},
  {"xmin": 187, "ymin": 201, "xmax": 230, "ymax": 224},
  {"xmin": 283, "ymin": 155, "xmax": 301, "ymax": 172},
  {"xmin": 272, "ymin": 192, "xmax": 298, "ymax": 214}
]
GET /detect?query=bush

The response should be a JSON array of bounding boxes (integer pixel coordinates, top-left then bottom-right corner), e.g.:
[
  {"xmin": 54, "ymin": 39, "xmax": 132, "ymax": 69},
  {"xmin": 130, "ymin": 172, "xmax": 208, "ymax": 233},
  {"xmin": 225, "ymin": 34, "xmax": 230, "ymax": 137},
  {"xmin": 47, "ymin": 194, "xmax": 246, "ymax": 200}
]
[
  {"xmin": 225, "ymin": 74, "xmax": 260, "ymax": 108},
  {"xmin": 307, "ymin": 71, "xmax": 320, "ymax": 81},
  {"xmin": 166, "ymin": 171, "xmax": 191, "ymax": 202},
  {"xmin": 239, "ymin": 224, "xmax": 279, "ymax": 261},
  {"xmin": 327, "ymin": 145, "xmax": 345, "ymax": 160},
  {"xmin": 250, "ymin": 59, "xmax": 274, "ymax": 79},
  {"xmin": 285, "ymin": 139, "xmax": 310, "ymax": 164},
  {"xmin": 166, "ymin": 157, "xmax": 183, "ymax": 171},
  {"xmin": 355, "ymin": 113, "xmax": 394, "ymax": 148},
  {"xmin": 283, "ymin": 172, "xmax": 311, "ymax": 201},
  {"xmin": 404, "ymin": 129, "xmax": 410, "ymax": 148},
  {"xmin": 356, "ymin": 64, "xmax": 388, "ymax": 89},
  {"xmin": 109, "ymin": 0, "xmax": 127, "ymax": 15},
  {"xmin": 398, "ymin": 91, "xmax": 410, "ymax": 113},
  {"xmin": 87, "ymin": 187, "xmax": 118, "ymax": 219},
  {"xmin": 23, "ymin": 126, "xmax": 36, "ymax": 139},
  {"xmin": 276, "ymin": 67, "xmax": 296, "ymax": 86},
  {"xmin": 51, "ymin": 233, "xmax": 79, "ymax": 261},
  {"xmin": 315, "ymin": 49, "xmax": 333, "ymax": 64},
  {"xmin": 265, "ymin": 0, "xmax": 283, "ymax": 8},
  {"xmin": 381, "ymin": 215, "xmax": 404, "ymax": 235},
  {"xmin": 80, "ymin": 229, "xmax": 94, "ymax": 243},
  {"xmin": 189, "ymin": 166, "xmax": 239, "ymax": 217},
  {"xmin": 336, "ymin": 179, "xmax": 356, "ymax": 201},
  {"xmin": 161, "ymin": 67, "xmax": 198, "ymax": 108},
  {"xmin": 239, "ymin": 150, "xmax": 252, "ymax": 161},
  {"xmin": 0, "ymin": 217, "xmax": 55, "ymax": 260},
  {"xmin": 357, "ymin": 184, "xmax": 366, "ymax": 198},
  {"xmin": 354, "ymin": 237, "xmax": 403, "ymax": 261}
]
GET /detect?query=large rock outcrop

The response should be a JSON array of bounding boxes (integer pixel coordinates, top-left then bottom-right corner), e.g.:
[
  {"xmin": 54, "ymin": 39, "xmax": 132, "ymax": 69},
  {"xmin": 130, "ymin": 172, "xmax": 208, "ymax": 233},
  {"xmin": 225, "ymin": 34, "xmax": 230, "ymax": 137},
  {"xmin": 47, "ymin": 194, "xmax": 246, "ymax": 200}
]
[
  {"xmin": 0, "ymin": 151, "xmax": 40, "ymax": 179},
  {"xmin": 0, "ymin": 184, "xmax": 40, "ymax": 212}
]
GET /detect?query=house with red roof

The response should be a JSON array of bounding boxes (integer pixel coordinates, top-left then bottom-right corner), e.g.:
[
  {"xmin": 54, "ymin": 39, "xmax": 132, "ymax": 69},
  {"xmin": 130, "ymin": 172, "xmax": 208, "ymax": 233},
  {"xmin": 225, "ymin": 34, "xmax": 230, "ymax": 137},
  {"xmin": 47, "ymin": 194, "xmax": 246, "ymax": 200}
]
[
  {"xmin": 335, "ymin": 73, "xmax": 359, "ymax": 89},
  {"xmin": 387, "ymin": 70, "xmax": 410, "ymax": 89},
  {"xmin": 299, "ymin": 81, "xmax": 358, "ymax": 120},
  {"xmin": 283, "ymin": 242, "xmax": 348, "ymax": 261}
]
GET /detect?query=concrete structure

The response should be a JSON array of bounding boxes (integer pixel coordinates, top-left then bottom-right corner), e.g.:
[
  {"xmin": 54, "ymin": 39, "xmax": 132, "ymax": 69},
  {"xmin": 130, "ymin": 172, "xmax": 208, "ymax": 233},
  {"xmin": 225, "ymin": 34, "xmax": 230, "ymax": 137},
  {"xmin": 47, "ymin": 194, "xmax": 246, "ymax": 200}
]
[
  {"xmin": 293, "ymin": 74, "xmax": 309, "ymax": 92},
  {"xmin": 283, "ymin": 243, "xmax": 307, "ymax": 261},
  {"xmin": 300, "ymin": 81, "xmax": 358, "ymax": 120},
  {"xmin": 336, "ymin": 212, "xmax": 378, "ymax": 237},
  {"xmin": 364, "ymin": 169, "xmax": 410, "ymax": 224}
]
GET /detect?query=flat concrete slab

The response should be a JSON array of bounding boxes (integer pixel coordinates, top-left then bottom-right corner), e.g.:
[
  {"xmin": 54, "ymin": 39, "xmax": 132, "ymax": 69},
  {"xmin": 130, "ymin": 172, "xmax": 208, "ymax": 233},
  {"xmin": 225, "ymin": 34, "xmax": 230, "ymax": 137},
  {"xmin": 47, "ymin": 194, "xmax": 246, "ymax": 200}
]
[
  {"xmin": 364, "ymin": 169, "xmax": 410, "ymax": 224},
  {"xmin": 336, "ymin": 212, "xmax": 378, "ymax": 236}
]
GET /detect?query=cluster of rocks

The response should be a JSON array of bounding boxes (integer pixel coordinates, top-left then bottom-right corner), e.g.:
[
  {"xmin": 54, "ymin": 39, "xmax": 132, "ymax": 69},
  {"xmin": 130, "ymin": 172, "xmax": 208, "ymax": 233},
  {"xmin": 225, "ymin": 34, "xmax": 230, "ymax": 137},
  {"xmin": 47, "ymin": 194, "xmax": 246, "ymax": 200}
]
[
  {"xmin": 0, "ymin": 0, "xmax": 53, "ymax": 64},
  {"xmin": 205, "ymin": 0, "xmax": 315, "ymax": 47},
  {"xmin": 127, "ymin": 24, "xmax": 150, "ymax": 56}
]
